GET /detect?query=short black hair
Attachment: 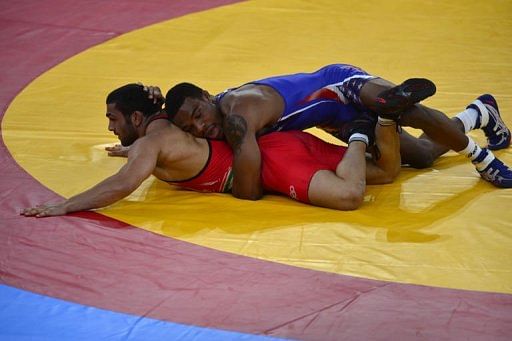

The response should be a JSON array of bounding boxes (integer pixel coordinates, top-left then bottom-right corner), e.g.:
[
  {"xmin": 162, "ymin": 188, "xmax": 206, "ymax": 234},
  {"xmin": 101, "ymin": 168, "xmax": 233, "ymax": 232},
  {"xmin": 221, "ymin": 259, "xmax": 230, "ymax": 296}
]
[
  {"xmin": 164, "ymin": 82, "xmax": 204, "ymax": 120},
  {"xmin": 106, "ymin": 83, "xmax": 162, "ymax": 118}
]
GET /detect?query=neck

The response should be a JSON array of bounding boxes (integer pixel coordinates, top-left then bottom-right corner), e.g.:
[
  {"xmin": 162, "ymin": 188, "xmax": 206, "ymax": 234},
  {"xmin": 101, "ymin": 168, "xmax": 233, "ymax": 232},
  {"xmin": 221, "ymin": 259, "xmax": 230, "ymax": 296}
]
[
  {"xmin": 143, "ymin": 111, "xmax": 169, "ymax": 134},
  {"xmin": 145, "ymin": 119, "xmax": 169, "ymax": 134}
]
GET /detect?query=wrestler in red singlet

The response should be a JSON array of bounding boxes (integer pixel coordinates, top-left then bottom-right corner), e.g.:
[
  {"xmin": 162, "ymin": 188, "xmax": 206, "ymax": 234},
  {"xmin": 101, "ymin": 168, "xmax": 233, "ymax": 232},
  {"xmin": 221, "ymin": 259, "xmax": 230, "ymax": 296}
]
[{"xmin": 166, "ymin": 131, "xmax": 347, "ymax": 203}]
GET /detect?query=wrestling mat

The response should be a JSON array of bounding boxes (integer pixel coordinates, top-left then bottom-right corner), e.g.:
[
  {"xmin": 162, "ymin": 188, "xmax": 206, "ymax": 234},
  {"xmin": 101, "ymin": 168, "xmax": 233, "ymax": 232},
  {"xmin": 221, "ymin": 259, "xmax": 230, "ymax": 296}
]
[{"xmin": 1, "ymin": 0, "xmax": 511, "ymax": 339}]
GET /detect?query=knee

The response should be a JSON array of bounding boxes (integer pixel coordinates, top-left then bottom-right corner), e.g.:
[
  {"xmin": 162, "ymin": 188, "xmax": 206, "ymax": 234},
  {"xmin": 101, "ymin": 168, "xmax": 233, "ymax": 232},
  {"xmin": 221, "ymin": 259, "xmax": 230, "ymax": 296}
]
[
  {"xmin": 408, "ymin": 156, "xmax": 435, "ymax": 169},
  {"xmin": 399, "ymin": 133, "xmax": 437, "ymax": 169},
  {"xmin": 402, "ymin": 148, "xmax": 435, "ymax": 169}
]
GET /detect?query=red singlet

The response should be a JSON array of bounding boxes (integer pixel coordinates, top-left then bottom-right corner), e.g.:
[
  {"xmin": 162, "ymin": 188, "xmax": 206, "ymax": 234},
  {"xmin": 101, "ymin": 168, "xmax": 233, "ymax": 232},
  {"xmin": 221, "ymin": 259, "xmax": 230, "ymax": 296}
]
[{"xmin": 167, "ymin": 131, "xmax": 347, "ymax": 203}]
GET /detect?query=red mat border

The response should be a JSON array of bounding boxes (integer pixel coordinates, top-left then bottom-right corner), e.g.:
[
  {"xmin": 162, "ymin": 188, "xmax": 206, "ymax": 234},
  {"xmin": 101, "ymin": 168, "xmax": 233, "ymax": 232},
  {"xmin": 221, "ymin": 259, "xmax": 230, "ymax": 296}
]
[{"xmin": 1, "ymin": 1, "xmax": 511, "ymax": 339}]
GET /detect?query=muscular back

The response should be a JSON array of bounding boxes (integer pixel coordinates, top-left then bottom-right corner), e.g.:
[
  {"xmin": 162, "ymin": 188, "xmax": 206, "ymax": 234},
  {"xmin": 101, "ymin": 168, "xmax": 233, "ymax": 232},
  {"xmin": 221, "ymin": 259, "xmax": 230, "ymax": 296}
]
[
  {"xmin": 148, "ymin": 125, "xmax": 211, "ymax": 182},
  {"xmin": 218, "ymin": 84, "xmax": 285, "ymax": 134}
]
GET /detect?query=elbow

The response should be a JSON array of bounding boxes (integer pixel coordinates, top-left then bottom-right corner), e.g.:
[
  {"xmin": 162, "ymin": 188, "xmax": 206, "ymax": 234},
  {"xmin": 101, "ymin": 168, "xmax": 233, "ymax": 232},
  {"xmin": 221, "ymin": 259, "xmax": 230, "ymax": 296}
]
[
  {"xmin": 232, "ymin": 188, "xmax": 263, "ymax": 201},
  {"xmin": 334, "ymin": 185, "xmax": 365, "ymax": 211},
  {"xmin": 342, "ymin": 189, "xmax": 365, "ymax": 210},
  {"xmin": 233, "ymin": 192, "xmax": 263, "ymax": 201}
]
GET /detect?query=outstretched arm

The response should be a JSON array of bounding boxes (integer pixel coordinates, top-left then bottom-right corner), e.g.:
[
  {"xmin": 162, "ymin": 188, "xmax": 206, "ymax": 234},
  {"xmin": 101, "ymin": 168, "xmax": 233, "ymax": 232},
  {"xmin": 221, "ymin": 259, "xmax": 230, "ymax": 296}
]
[
  {"xmin": 22, "ymin": 141, "xmax": 158, "ymax": 217},
  {"xmin": 224, "ymin": 113, "xmax": 263, "ymax": 200}
]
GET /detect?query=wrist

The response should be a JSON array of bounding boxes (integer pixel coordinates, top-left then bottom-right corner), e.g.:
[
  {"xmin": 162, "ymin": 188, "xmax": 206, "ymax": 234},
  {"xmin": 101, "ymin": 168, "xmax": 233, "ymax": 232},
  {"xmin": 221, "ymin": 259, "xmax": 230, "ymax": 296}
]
[
  {"xmin": 60, "ymin": 200, "xmax": 75, "ymax": 214},
  {"xmin": 348, "ymin": 133, "xmax": 369, "ymax": 146},
  {"xmin": 378, "ymin": 117, "xmax": 395, "ymax": 126}
]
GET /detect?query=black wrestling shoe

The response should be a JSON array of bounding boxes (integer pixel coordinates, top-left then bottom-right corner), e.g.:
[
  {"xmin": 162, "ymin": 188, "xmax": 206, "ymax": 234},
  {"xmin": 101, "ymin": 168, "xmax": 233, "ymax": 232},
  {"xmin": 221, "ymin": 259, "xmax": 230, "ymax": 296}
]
[{"xmin": 374, "ymin": 78, "xmax": 436, "ymax": 119}]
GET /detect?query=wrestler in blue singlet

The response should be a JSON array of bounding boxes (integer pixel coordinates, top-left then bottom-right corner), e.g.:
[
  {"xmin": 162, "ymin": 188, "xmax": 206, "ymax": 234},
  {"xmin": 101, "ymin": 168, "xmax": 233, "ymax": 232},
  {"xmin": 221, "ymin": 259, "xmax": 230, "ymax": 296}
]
[{"xmin": 216, "ymin": 64, "xmax": 376, "ymax": 135}]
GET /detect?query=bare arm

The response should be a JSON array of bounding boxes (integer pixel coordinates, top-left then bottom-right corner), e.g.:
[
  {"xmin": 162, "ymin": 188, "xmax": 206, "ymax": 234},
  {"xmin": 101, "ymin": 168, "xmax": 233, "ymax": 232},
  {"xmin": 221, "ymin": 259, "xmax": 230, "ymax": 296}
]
[
  {"xmin": 224, "ymin": 114, "xmax": 263, "ymax": 200},
  {"xmin": 365, "ymin": 121, "xmax": 401, "ymax": 184},
  {"xmin": 22, "ymin": 141, "xmax": 158, "ymax": 217},
  {"xmin": 308, "ymin": 140, "xmax": 368, "ymax": 210},
  {"xmin": 335, "ymin": 141, "xmax": 368, "ymax": 191}
]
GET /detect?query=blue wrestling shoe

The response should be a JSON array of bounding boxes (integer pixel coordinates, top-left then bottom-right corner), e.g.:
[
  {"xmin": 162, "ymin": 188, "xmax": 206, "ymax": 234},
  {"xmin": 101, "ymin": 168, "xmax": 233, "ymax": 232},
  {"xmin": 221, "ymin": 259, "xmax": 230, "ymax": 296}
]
[
  {"xmin": 468, "ymin": 94, "xmax": 511, "ymax": 150},
  {"xmin": 473, "ymin": 149, "xmax": 512, "ymax": 188},
  {"xmin": 374, "ymin": 78, "xmax": 436, "ymax": 119}
]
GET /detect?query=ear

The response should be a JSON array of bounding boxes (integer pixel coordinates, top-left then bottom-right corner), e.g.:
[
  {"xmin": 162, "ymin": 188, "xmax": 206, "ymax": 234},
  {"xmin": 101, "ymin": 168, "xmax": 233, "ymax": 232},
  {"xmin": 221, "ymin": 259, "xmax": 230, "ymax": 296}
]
[
  {"xmin": 130, "ymin": 111, "xmax": 144, "ymax": 127},
  {"xmin": 202, "ymin": 90, "xmax": 213, "ymax": 102}
]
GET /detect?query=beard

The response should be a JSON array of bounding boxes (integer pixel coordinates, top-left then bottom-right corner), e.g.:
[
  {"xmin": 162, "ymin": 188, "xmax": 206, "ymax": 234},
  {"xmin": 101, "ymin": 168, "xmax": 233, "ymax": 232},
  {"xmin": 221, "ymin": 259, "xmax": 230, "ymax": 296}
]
[{"xmin": 119, "ymin": 124, "xmax": 139, "ymax": 146}]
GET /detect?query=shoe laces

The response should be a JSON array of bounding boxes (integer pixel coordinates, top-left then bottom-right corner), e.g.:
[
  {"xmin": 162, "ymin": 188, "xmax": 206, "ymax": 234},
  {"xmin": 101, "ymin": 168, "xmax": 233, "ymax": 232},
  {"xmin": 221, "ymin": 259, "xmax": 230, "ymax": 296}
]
[
  {"xmin": 480, "ymin": 167, "xmax": 503, "ymax": 182},
  {"xmin": 485, "ymin": 104, "xmax": 509, "ymax": 137}
]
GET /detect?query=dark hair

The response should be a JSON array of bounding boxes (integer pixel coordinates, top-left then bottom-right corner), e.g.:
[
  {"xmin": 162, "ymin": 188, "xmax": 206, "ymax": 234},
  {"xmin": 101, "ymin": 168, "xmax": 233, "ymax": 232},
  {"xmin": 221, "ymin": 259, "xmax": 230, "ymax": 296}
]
[
  {"xmin": 106, "ymin": 83, "xmax": 162, "ymax": 118},
  {"xmin": 164, "ymin": 82, "xmax": 204, "ymax": 120}
]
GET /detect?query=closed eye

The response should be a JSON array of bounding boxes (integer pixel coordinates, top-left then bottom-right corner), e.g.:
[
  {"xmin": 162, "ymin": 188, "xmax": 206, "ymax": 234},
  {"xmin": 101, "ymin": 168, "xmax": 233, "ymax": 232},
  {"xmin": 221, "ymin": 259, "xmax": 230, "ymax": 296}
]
[{"xmin": 193, "ymin": 105, "xmax": 201, "ymax": 119}]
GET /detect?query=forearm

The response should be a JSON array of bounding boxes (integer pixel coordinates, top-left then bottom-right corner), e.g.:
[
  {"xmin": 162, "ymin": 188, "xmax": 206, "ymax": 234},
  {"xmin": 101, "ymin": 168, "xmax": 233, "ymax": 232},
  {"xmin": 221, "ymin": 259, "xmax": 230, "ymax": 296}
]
[
  {"xmin": 22, "ymin": 140, "xmax": 157, "ymax": 217},
  {"xmin": 224, "ymin": 114, "xmax": 263, "ymax": 200},
  {"xmin": 366, "ymin": 122, "xmax": 401, "ymax": 184},
  {"xmin": 63, "ymin": 176, "xmax": 137, "ymax": 213},
  {"xmin": 230, "ymin": 132, "xmax": 264, "ymax": 199},
  {"xmin": 231, "ymin": 154, "xmax": 263, "ymax": 200},
  {"xmin": 336, "ymin": 141, "xmax": 367, "ymax": 189}
]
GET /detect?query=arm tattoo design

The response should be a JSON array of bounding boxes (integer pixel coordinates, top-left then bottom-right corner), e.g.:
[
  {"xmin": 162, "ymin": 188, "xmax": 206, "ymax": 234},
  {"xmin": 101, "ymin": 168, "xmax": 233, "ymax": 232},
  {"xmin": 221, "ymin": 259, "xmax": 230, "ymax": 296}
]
[{"xmin": 224, "ymin": 114, "xmax": 248, "ymax": 155}]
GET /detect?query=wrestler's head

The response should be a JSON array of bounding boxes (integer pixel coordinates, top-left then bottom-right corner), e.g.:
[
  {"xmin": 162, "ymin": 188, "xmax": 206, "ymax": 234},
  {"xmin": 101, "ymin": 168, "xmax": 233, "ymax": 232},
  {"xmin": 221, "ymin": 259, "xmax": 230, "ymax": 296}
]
[
  {"xmin": 106, "ymin": 84, "xmax": 162, "ymax": 146},
  {"xmin": 165, "ymin": 83, "xmax": 224, "ymax": 139}
]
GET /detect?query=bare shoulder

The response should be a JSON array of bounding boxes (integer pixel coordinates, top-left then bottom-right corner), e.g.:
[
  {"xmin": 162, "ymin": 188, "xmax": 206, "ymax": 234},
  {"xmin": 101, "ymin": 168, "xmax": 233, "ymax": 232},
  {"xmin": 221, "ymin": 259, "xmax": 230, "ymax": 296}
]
[
  {"xmin": 223, "ymin": 84, "xmax": 272, "ymax": 106},
  {"xmin": 129, "ymin": 131, "xmax": 165, "ymax": 157},
  {"xmin": 150, "ymin": 125, "xmax": 203, "ymax": 160},
  {"xmin": 220, "ymin": 84, "xmax": 283, "ymax": 128}
]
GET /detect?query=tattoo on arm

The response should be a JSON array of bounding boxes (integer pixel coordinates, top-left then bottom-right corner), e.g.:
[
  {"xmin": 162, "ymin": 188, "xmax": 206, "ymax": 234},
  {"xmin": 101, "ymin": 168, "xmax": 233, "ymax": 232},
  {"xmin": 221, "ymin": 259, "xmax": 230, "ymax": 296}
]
[{"xmin": 224, "ymin": 115, "xmax": 248, "ymax": 154}]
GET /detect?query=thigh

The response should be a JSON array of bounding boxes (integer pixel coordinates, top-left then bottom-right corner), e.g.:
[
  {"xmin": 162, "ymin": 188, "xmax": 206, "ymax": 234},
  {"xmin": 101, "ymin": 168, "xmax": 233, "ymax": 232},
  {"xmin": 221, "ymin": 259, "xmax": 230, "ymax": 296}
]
[{"xmin": 359, "ymin": 78, "xmax": 397, "ymax": 106}]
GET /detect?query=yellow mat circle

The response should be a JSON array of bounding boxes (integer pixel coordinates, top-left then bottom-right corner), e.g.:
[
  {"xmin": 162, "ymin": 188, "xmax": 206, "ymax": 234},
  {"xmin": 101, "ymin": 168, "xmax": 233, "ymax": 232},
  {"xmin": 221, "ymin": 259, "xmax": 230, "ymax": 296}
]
[{"xmin": 3, "ymin": 0, "xmax": 512, "ymax": 293}]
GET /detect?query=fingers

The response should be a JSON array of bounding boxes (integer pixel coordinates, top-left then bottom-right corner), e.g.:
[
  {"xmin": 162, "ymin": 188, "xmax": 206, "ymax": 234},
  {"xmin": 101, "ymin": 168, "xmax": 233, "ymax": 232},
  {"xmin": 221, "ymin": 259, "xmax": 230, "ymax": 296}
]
[
  {"xmin": 139, "ymin": 83, "xmax": 164, "ymax": 104},
  {"xmin": 20, "ymin": 205, "xmax": 50, "ymax": 218},
  {"xmin": 105, "ymin": 144, "xmax": 129, "ymax": 157},
  {"xmin": 105, "ymin": 144, "xmax": 121, "ymax": 151},
  {"xmin": 21, "ymin": 203, "xmax": 66, "ymax": 217},
  {"xmin": 108, "ymin": 150, "xmax": 128, "ymax": 157},
  {"xmin": 149, "ymin": 87, "xmax": 163, "ymax": 104}
]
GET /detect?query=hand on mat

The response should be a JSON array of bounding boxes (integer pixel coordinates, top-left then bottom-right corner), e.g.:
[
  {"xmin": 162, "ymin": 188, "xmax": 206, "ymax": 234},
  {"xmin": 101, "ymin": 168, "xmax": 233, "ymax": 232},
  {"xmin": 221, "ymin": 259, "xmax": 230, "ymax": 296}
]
[
  {"xmin": 105, "ymin": 144, "xmax": 130, "ymax": 157},
  {"xmin": 21, "ymin": 203, "xmax": 68, "ymax": 217},
  {"xmin": 138, "ymin": 83, "xmax": 164, "ymax": 104}
]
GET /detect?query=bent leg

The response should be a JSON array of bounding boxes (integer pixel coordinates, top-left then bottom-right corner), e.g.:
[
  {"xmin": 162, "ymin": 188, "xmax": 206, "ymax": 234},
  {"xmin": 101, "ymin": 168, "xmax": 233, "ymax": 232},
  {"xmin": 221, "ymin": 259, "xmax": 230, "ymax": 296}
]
[
  {"xmin": 399, "ymin": 104, "xmax": 469, "ymax": 152},
  {"xmin": 401, "ymin": 117, "xmax": 467, "ymax": 168},
  {"xmin": 361, "ymin": 79, "xmax": 471, "ymax": 167},
  {"xmin": 361, "ymin": 78, "xmax": 469, "ymax": 153}
]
